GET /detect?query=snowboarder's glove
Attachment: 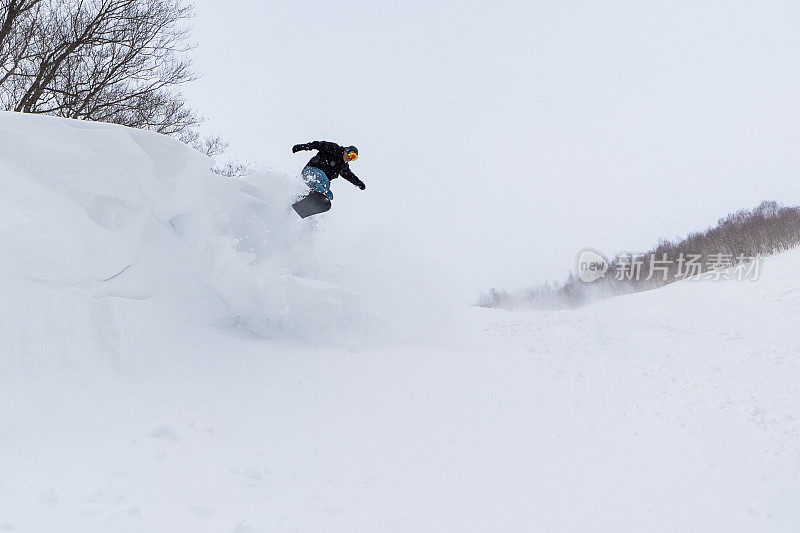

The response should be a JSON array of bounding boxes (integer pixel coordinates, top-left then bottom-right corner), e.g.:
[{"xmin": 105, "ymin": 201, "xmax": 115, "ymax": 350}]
[
  {"xmin": 292, "ymin": 143, "xmax": 313, "ymax": 153},
  {"xmin": 358, "ymin": 182, "xmax": 366, "ymax": 190}
]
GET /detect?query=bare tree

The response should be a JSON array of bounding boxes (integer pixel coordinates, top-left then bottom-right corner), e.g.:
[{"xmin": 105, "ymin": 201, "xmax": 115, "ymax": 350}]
[
  {"xmin": 193, "ymin": 134, "xmax": 227, "ymax": 157},
  {"xmin": 0, "ymin": 0, "xmax": 43, "ymax": 86},
  {"xmin": 0, "ymin": 0, "xmax": 199, "ymax": 139},
  {"xmin": 211, "ymin": 160, "xmax": 252, "ymax": 178}
]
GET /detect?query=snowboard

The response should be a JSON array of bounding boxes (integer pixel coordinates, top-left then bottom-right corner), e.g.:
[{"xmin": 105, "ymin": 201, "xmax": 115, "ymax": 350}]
[{"xmin": 292, "ymin": 191, "xmax": 331, "ymax": 218}]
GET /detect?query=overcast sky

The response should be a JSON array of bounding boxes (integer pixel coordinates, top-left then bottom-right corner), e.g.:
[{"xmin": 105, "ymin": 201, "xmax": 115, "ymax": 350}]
[{"xmin": 183, "ymin": 0, "xmax": 800, "ymax": 299}]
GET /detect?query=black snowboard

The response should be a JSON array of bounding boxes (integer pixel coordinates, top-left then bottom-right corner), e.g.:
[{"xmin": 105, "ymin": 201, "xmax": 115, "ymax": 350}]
[{"xmin": 292, "ymin": 191, "xmax": 332, "ymax": 218}]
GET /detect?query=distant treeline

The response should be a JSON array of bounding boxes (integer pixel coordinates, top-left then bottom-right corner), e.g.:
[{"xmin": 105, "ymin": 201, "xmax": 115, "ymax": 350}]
[{"xmin": 479, "ymin": 201, "xmax": 800, "ymax": 310}]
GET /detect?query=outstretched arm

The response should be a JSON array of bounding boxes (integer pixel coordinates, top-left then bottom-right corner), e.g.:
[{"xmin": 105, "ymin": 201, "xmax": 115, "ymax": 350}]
[
  {"xmin": 341, "ymin": 167, "xmax": 366, "ymax": 190},
  {"xmin": 292, "ymin": 141, "xmax": 324, "ymax": 153}
]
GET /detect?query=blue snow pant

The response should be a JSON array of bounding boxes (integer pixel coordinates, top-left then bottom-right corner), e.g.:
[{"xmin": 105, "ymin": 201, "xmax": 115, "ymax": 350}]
[{"xmin": 302, "ymin": 166, "xmax": 333, "ymax": 200}]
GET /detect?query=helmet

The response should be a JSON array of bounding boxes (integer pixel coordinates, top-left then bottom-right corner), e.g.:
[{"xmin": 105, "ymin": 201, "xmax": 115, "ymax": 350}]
[{"xmin": 345, "ymin": 146, "xmax": 358, "ymax": 161}]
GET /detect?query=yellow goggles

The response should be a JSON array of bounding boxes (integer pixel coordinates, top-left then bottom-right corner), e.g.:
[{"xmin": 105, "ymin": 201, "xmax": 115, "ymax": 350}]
[{"xmin": 347, "ymin": 150, "xmax": 358, "ymax": 161}]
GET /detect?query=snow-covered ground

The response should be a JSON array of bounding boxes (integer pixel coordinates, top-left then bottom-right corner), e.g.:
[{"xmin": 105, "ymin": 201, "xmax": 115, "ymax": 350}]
[{"xmin": 1, "ymin": 113, "xmax": 798, "ymax": 532}]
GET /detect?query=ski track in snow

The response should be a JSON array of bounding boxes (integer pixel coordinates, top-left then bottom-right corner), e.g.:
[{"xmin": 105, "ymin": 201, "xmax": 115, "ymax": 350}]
[{"xmin": 0, "ymin": 113, "xmax": 798, "ymax": 531}]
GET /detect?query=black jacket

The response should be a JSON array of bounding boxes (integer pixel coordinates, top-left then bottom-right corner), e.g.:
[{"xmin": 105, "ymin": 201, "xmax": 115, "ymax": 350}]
[{"xmin": 293, "ymin": 141, "xmax": 365, "ymax": 189}]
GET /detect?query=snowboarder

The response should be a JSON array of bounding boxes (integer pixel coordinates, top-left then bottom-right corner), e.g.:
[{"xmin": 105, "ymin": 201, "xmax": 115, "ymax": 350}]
[{"xmin": 291, "ymin": 141, "xmax": 365, "ymax": 218}]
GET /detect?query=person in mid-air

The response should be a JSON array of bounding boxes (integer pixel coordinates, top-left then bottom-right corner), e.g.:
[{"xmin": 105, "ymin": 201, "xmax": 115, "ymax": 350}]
[{"xmin": 291, "ymin": 141, "xmax": 365, "ymax": 217}]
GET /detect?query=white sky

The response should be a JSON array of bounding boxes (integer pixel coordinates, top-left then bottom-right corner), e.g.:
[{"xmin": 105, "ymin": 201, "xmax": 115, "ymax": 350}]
[{"xmin": 183, "ymin": 0, "xmax": 800, "ymax": 300}]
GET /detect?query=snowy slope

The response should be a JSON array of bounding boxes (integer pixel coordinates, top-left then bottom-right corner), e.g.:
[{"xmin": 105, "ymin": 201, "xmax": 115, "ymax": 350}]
[
  {"xmin": 0, "ymin": 113, "xmax": 799, "ymax": 532},
  {"xmin": 0, "ymin": 111, "xmax": 402, "ymax": 362}
]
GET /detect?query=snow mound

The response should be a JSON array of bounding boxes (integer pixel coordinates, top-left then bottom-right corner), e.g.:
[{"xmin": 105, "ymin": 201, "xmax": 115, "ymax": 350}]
[{"xmin": 0, "ymin": 112, "xmax": 426, "ymax": 362}]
